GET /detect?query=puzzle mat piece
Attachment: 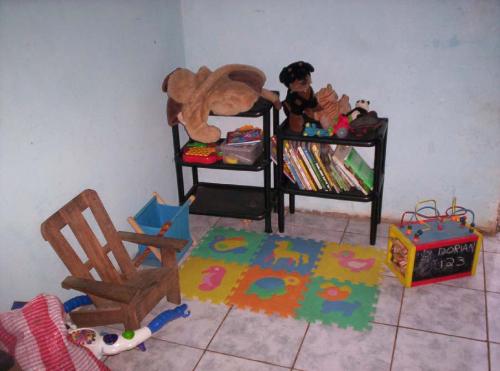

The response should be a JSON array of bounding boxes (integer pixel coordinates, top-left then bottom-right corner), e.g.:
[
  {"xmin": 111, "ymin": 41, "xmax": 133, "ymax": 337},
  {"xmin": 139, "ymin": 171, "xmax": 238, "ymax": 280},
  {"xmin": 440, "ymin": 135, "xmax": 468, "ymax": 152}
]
[
  {"xmin": 295, "ymin": 276, "xmax": 379, "ymax": 331},
  {"xmin": 226, "ymin": 266, "xmax": 309, "ymax": 318},
  {"xmin": 190, "ymin": 227, "xmax": 266, "ymax": 264},
  {"xmin": 313, "ymin": 242, "xmax": 385, "ymax": 286},
  {"xmin": 251, "ymin": 234, "xmax": 325, "ymax": 275},
  {"xmin": 179, "ymin": 256, "xmax": 249, "ymax": 304}
]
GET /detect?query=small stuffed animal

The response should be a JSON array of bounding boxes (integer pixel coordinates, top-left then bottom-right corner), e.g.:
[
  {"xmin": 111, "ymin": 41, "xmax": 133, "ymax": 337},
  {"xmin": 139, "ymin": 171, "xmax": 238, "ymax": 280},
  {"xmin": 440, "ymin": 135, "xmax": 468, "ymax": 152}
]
[
  {"xmin": 346, "ymin": 99, "xmax": 377, "ymax": 121},
  {"xmin": 348, "ymin": 100, "xmax": 381, "ymax": 137},
  {"xmin": 279, "ymin": 61, "xmax": 319, "ymax": 133},
  {"xmin": 315, "ymin": 84, "xmax": 351, "ymax": 129},
  {"xmin": 279, "ymin": 61, "xmax": 351, "ymax": 133},
  {"xmin": 163, "ymin": 65, "xmax": 279, "ymax": 143}
]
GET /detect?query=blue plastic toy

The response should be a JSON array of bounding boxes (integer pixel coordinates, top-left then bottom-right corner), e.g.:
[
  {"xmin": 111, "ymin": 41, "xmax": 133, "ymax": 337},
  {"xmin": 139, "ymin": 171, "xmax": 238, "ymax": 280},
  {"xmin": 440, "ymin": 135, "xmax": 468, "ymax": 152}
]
[
  {"xmin": 303, "ymin": 122, "xmax": 332, "ymax": 137},
  {"xmin": 128, "ymin": 192, "xmax": 193, "ymax": 266}
]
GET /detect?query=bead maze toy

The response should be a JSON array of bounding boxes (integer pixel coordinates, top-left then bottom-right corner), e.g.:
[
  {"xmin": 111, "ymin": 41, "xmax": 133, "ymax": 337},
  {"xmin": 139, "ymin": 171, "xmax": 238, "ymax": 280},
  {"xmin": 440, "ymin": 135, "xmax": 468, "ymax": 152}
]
[
  {"xmin": 128, "ymin": 192, "xmax": 193, "ymax": 266},
  {"xmin": 387, "ymin": 198, "xmax": 482, "ymax": 287}
]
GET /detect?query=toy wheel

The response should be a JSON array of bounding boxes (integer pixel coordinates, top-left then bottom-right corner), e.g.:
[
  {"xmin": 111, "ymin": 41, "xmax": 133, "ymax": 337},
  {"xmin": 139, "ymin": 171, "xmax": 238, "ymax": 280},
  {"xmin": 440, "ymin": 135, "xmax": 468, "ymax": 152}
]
[{"xmin": 336, "ymin": 127, "xmax": 348, "ymax": 138}]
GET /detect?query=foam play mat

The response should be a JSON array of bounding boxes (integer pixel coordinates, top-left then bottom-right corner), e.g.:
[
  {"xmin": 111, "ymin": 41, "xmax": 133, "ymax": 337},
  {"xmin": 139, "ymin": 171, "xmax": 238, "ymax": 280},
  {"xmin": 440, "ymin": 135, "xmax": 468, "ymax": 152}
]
[{"xmin": 179, "ymin": 227, "xmax": 385, "ymax": 330}]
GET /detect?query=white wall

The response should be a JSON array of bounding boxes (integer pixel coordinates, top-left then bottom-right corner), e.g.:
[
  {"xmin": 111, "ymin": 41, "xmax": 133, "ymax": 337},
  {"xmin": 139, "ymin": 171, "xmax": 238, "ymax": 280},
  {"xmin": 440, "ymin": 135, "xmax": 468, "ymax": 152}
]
[
  {"xmin": 181, "ymin": 0, "xmax": 500, "ymax": 230},
  {"xmin": 0, "ymin": 0, "xmax": 185, "ymax": 310},
  {"xmin": 1, "ymin": 0, "xmax": 499, "ymax": 312}
]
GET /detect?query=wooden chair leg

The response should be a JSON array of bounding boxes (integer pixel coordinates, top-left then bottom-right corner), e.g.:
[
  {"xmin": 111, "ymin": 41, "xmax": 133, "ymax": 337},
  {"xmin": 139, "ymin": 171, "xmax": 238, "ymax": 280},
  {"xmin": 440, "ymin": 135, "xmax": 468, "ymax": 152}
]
[
  {"xmin": 166, "ymin": 270, "xmax": 181, "ymax": 305},
  {"xmin": 160, "ymin": 244, "xmax": 181, "ymax": 304},
  {"xmin": 124, "ymin": 310, "xmax": 141, "ymax": 330}
]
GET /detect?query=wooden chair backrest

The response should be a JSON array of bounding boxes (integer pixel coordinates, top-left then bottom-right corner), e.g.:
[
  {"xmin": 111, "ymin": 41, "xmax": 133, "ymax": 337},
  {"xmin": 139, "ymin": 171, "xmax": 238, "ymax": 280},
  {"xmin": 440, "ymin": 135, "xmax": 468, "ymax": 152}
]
[{"xmin": 41, "ymin": 189, "xmax": 137, "ymax": 284}]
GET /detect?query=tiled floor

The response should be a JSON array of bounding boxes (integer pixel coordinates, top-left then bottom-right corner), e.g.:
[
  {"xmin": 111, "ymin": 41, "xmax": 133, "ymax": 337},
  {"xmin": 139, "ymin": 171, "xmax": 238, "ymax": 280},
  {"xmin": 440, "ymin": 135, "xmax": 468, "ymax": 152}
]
[{"xmin": 104, "ymin": 211, "xmax": 500, "ymax": 371}]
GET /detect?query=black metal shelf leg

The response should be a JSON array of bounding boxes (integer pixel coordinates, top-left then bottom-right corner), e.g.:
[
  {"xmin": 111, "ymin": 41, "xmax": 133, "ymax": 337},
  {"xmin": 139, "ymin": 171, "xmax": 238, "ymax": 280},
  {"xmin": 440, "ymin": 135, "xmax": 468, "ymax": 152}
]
[
  {"xmin": 370, "ymin": 198, "xmax": 378, "ymax": 245},
  {"xmin": 289, "ymin": 194, "xmax": 295, "ymax": 214}
]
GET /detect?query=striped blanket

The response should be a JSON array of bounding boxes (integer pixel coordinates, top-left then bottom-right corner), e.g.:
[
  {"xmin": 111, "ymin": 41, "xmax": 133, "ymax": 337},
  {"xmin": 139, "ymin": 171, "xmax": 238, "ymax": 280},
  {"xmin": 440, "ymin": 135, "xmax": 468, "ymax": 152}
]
[{"xmin": 0, "ymin": 294, "xmax": 108, "ymax": 370}]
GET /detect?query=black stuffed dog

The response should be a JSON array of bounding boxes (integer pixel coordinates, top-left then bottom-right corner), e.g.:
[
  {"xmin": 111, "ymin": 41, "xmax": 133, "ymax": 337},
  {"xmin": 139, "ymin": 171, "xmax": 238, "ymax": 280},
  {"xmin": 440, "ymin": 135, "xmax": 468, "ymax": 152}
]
[{"xmin": 279, "ymin": 61, "xmax": 320, "ymax": 133}]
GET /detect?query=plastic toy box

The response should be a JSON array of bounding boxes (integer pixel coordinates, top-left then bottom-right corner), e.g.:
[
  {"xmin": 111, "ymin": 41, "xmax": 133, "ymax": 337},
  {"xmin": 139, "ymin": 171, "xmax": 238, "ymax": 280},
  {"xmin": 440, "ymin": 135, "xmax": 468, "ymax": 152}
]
[
  {"xmin": 129, "ymin": 194, "xmax": 192, "ymax": 266},
  {"xmin": 219, "ymin": 141, "xmax": 263, "ymax": 165},
  {"xmin": 387, "ymin": 200, "xmax": 482, "ymax": 287}
]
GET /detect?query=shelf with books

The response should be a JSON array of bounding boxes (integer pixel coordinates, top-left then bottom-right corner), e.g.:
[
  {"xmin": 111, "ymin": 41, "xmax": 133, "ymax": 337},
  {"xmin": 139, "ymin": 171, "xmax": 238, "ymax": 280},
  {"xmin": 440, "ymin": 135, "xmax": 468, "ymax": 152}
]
[
  {"xmin": 172, "ymin": 94, "xmax": 279, "ymax": 233},
  {"xmin": 276, "ymin": 118, "xmax": 388, "ymax": 245}
]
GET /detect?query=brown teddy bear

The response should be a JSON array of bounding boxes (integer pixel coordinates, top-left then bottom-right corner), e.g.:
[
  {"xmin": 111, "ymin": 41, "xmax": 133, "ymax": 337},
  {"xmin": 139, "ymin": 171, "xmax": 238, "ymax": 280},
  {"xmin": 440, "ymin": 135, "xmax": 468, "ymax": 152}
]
[
  {"xmin": 279, "ymin": 61, "xmax": 350, "ymax": 133},
  {"xmin": 162, "ymin": 64, "xmax": 280, "ymax": 143}
]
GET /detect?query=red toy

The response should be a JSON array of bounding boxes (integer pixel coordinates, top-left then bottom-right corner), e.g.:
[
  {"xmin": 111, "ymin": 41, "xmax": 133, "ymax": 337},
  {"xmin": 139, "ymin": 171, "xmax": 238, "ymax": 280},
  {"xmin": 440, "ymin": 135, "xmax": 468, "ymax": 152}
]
[
  {"xmin": 182, "ymin": 143, "xmax": 222, "ymax": 164},
  {"xmin": 333, "ymin": 114, "xmax": 350, "ymax": 138}
]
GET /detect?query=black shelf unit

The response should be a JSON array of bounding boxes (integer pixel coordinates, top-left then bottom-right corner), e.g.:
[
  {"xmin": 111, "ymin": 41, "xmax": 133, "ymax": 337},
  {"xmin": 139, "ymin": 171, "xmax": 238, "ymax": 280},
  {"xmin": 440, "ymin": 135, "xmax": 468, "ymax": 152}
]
[
  {"xmin": 172, "ymin": 95, "xmax": 279, "ymax": 233},
  {"xmin": 276, "ymin": 118, "xmax": 388, "ymax": 245}
]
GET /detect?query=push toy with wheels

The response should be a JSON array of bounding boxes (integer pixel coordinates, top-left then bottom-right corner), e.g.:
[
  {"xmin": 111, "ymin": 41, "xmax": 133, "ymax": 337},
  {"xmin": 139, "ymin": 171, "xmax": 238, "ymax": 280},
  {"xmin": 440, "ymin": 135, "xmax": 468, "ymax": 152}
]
[{"xmin": 65, "ymin": 296, "xmax": 190, "ymax": 359}]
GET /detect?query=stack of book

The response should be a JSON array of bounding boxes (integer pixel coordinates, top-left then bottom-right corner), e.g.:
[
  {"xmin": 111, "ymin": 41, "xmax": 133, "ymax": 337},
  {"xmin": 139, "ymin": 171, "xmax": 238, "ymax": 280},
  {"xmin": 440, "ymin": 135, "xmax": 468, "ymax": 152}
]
[{"xmin": 272, "ymin": 138, "xmax": 374, "ymax": 194}]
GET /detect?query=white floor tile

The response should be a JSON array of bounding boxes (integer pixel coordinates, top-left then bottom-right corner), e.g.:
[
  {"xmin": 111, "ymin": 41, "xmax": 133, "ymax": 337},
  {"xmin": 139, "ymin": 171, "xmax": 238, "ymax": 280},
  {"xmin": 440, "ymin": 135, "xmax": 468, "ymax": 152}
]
[
  {"xmin": 285, "ymin": 211, "xmax": 349, "ymax": 232},
  {"xmin": 345, "ymin": 219, "xmax": 390, "ymax": 237},
  {"xmin": 392, "ymin": 328, "xmax": 488, "ymax": 371},
  {"xmin": 485, "ymin": 252, "xmax": 500, "ymax": 292},
  {"xmin": 214, "ymin": 217, "xmax": 257, "ymax": 231},
  {"xmin": 400, "ymin": 284, "xmax": 486, "ymax": 340},
  {"xmin": 146, "ymin": 299, "xmax": 230, "ymax": 348},
  {"xmin": 295, "ymin": 322, "xmax": 395, "ymax": 371},
  {"xmin": 487, "ymin": 292, "xmax": 500, "ymax": 343},
  {"xmin": 197, "ymin": 351, "xmax": 288, "ymax": 371},
  {"xmin": 483, "ymin": 234, "xmax": 500, "ymax": 254},
  {"xmin": 374, "ymin": 276, "xmax": 403, "ymax": 325},
  {"xmin": 341, "ymin": 231, "xmax": 388, "ymax": 250},
  {"xmin": 208, "ymin": 308, "xmax": 307, "ymax": 368},
  {"xmin": 104, "ymin": 338, "xmax": 203, "ymax": 371},
  {"xmin": 491, "ymin": 342, "xmax": 500, "ymax": 371}
]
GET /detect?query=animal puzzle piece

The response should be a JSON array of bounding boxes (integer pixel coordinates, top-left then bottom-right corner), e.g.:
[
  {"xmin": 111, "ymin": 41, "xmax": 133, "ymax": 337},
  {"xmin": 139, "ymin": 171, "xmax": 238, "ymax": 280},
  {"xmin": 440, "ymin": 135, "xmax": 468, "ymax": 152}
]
[
  {"xmin": 318, "ymin": 283, "xmax": 351, "ymax": 301},
  {"xmin": 198, "ymin": 265, "xmax": 226, "ymax": 291},
  {"xmin": 210, "ymin": 236, "xmax": 247, "ymax": 254},
  {"xmin": 266, "ymin": 240, "xmax": 309, "ymax": 267},
  {"xmin": 318, "ymin": 282, "xmax": 360, "ymax": 316},
  {"xmin": 332, "ymin": 250, "xmax": 375, "ymax": 272},
  {"xmin": 246, "ymin": 276, "xmax": 300, "ymax": 299}
]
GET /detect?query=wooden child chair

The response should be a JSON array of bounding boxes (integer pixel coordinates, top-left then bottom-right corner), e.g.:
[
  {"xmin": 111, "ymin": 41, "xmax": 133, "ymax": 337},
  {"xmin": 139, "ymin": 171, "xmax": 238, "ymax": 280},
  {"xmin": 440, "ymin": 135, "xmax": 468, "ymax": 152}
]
[{"xmin": 41, "ymin": 189, "xmax": 188, "ymax": 330}]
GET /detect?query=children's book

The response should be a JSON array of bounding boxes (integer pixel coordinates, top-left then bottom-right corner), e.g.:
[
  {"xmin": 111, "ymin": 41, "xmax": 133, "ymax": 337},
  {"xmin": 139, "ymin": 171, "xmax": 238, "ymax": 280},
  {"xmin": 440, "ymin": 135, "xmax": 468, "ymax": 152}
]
[
  {"xmin": 303, "ymin": 144, "xmax": 330, "ymax": 191},
  {"xmin": 320, "ymin": 150, "xmax": 341, "ymax": 193},
  {"xmin": 311, "ymin": 144, "xmax": 336, "ymax": 192},
  {"xmin": 331, "ymin": 145, "xmax": 368, "ymax": 195},
  {"xmin": 344, "ymin": 147, "xmax": 374, "ymax": 192},
  {"xmin": 297, "ymin": 145, "xmax": 322, "ymax": 191},
  {"xmin": 284, "ymin": 141, "xmax": 308, "ymax": 189},
  {"xmin": 290, "ymin": 141, "xmax": 316, "ymax": 191},
  {"xmin": 283, "ymin": 149, "xmax": 303, "ymax": 188},
  {"xmin": 226, "ymin": 126, "xmax": 262, "ymax": 145},
  {"xmin": 271, "ymin": 136, "xmax": 295, "ymax": 183}
]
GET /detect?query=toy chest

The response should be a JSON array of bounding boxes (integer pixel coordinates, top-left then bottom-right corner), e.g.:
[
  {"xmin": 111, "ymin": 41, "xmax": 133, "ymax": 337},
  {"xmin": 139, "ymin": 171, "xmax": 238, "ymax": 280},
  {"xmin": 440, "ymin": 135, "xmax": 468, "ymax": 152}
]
[
  {"xmin": 130, "ymin": 195, "xmax": 192, "ymax": 266},
  {"xmin": 387, "ymin": 219, "xmax": 482, "ymax": 287},
  {"xmin": 219, "ymin": 141, "xmax": 263, "ymax": 165}
]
